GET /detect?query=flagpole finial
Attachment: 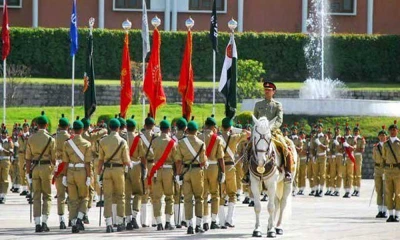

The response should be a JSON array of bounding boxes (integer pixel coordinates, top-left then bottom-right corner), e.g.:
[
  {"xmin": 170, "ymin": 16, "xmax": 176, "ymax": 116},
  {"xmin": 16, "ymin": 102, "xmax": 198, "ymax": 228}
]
[
  {"xmin": 89, "ymin": 17, "xmax": 95, "ymax": 33},
  {"xmin": 185, "ymin": 17, "xmax": 195, "ymax": 31},
  {"xmin": 122, "ymin": 19, "xmax": 132, "ymax": 32},
  {"xmin": 151, "ymin": 16, "xmax": 161, "ymax": 29},
  {"xmin": 228, "ymin": 18, "xmax": 238, "ymax": 32}
]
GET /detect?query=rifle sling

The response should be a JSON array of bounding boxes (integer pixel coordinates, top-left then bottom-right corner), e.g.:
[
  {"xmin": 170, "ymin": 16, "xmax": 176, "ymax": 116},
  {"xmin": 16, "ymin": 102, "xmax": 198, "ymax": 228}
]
[
  {"xmin": 387, "ymin": 140, "xmax": 400, "ymax": 166},
  {"xmin": 31, "ymin": 137, "xmax": 52, "ymax": 172}
]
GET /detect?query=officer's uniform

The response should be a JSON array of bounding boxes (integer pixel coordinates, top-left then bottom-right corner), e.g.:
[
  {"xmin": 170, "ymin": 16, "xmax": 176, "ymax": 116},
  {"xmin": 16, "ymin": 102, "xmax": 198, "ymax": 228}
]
[
  {"xmin": 0, "ymin": 129, "xmax": 14, "ymax": 203},
  {"xmin": 353, "ymin": 132, "xmax": 366, "ymax": 196},
  {"xmin": 25, "ymin": 113, "xmax": 56, "ymax": 231},
  {"xmin": 198, "ymin": 127, "xmax": 224, "ymax": 229},
  {"xmin": 98, "ymin": 121, "xmax": 130, "ymax": 232},
  {"xmin": 342, "ymin": 134, "xmax": 356, "ymax": 198},
  {"xmin": 330, "ymin": 133, "xmax": 343, "ymax": 196},
  {"xmin": 63, "ymin": 121, "xmax": 92, "ymax": 233},
  {"xmin": 17, "ymin": 128, "xmax": 30, "ymax": 195},
  {"xmin": 372, "ymin": 129, "xmax": 387, "ymax": 218}
]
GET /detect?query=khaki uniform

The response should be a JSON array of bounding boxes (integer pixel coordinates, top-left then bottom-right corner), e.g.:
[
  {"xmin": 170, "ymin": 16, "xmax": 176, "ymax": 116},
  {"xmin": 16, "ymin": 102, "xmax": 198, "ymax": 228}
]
[
  {"xmin": 353, "ymin": 135, "xmax": 366, "ymax": 189},
  {"xmin": 308, "ymin": 137, "xmax": 317, "ymax": 191},
  {"xmin": 312, "ymin": 133, "xmax": 329, "ymax": 190},
  {"xmin": 326, "ymin": 138, "xmax": 335, "ymax": 190},
  {"xmin": 25, "ymin": 129, "xmax": 56, "ymax": 218},
  {"xmin": 292, "ymin": 136, "xmax": 302, "ymax": 190},
  {"xmin": 235, "ymin": 141, "xmax": 246, "ymax": 195},
  {"xmin": 372, "ymin": 142, "xmax": 385, "ymax": 208},
  {"xmin": 198, "ymin": 130, "xmax": 224, "ymax": 222},
  {"xmin": 63, "ymin": 135, "xmax": 92, "ymax": 220},
  {"xmin": 0, "ymin": 138, "xmax": 13, "ymax": 196},
  {"xmin": 382, "ymin": 138, "xmax": 400, "ymax": 212},
  {"xmin": 99, "ymin": 131, "xmax": 130, "ymax": 223},
  {"xmin": 254, "ymin": 99, "xmax": 283, "ymax": 131},
  {"xmin": 10, "ymin": 139, "xmax": 19, "ymax": 189},
  {"xmin": 297, "ymin": 138, "xmax": 307, "ymax": 190},
  {"xmin": 151, "ymin": 133, "xmax": 176, "ymax": 221},
  {"xmin": 18, "ymin": 133, "xmax": 29, "ymax": 187},
  {"xmin": 172, "ymin": 130, "xmax": 186, "ymax": 226},
  {"xmin": 342, "ymin": 135, "xmax": 356, "ymax": 191},
  {"xmin": 330, "ymin": 136, "xmax": 343, "ymax": 191},
  {"xmin": 141, "ymin": 129, "xmax": 157, "ymax": 205},
  {"xmin": 55, "ymin": 130, "xmax": 70, "ymax": 218},
  {"xmin": 175, "ymin": 135, "xmax": 206, "ymax": 224}
]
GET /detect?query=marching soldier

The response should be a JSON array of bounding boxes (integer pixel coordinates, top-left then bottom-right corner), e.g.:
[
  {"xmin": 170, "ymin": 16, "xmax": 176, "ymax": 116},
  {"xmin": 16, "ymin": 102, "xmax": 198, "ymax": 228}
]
[
  {"xmin": 148, "ymin": 117, "xmax": 176, "ymax": 230},
  {"xmin": 342, "ymin": 124, "xmax": 356, "ymax": 198},
  {"xmin": 198, "ymin": 115, "xmax": 225, "ymax": 231},
  {"xmin": 0, "ymin": 126, "xmax": 14, "ymax": 203},
  {"xmin": 94, "ymin": 121, "xmax": 108, "ymax": 207},
  {"xmin": 312, "ymin": 122, "xmax": 329, "ymax": 197},
  {"xmin": 25, "ymin": 111, "xmax": 56, "ymax": 232},
  {"xmin": 382, "ymin": 120, "xmax": 400, "ymax": 222},
  {"xmin": 62, "ymin": 118, "xmax": 92, "ymax": 233},
  {"xmin": 18, "ymin": 120, "xmax": 30, "ymax": 196},
  {"xmin": 307, "ymin": 128, "xmax": 317, "ymax": 195},
  {"xmin": 10, "ymin": 124, "xmax": 20, "ymax": 193},
  {"xmin": 254, "ymin": 81, "xmax": 293, "ymax": 182},
  {"xmin": 352, "ymin": 124, "xmax": 365, "ymax": 197},
  {"xmin": 53, "ymin": 114, "xmax": 70, "ymax": 229},
  {"xmin": 324, "ymin": 128, "xmax": 334, "ymax": 196},
  {"xmin": 373, "ymin": 126, "xmax": 387, "ymax": 218},
  {"xmin": 219, "ymin": 117, "xmax": 250, "ymax": 228},
  {"xmin": 290, "ymin": 124, "xmax": 303, "ymax": 195},
  {"xmin": 235, "ymin": 123, "xmax": 246, "ymax": 202},
  {"xmin": 330, "ymin": 124, "xmax": 342, "ymax": 197},
  {"xmin": 174, "ymin": 120, "xmax": 207, "ymax": 234},
  {"xmin": 97, "ymin": 118, "xmax": 130, "ymax": 232},
  {"xmin": 296, "ymin": 129, "xmax": 307, "ymax": 195}
]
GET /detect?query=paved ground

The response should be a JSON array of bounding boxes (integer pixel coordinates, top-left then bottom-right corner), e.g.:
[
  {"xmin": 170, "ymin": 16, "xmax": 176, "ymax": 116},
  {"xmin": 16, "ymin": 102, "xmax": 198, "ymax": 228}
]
[{"xmin": 0, "ymin": 179, "xmax": 399, "ymax": 240}]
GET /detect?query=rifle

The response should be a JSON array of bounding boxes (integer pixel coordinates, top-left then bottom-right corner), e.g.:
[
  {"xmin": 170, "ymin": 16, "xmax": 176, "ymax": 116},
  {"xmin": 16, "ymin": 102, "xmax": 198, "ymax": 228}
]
[
  {"xmin": 140, "ymin": 162, "xmax": 146, "ymax": 195},
  {"xmin": 305, "ymin": 139, "xmax": 311, "ymax": 164}
]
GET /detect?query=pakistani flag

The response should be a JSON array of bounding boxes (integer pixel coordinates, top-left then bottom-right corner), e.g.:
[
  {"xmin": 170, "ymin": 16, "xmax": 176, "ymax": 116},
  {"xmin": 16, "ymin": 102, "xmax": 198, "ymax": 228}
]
[
  {"xmin": 83, "ymin": 31, "xmax": 96, "ymax": 119},
  {"xmin": 219, "ymin": 34, "xmax": 237, "ymax": 119}
]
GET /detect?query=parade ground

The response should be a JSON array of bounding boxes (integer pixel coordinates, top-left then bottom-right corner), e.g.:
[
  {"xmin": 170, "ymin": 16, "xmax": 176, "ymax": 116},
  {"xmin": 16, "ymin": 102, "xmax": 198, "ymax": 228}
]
[{"xmin": 0, "ymin": 179, "xmax": 398, "ymax": 240}]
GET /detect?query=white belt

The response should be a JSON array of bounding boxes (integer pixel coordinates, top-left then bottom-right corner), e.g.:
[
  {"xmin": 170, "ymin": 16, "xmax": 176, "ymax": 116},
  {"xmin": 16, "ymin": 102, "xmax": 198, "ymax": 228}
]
[
  {"xmin": 69, "ymin": 163, "xmax": 85, "ymax": 168},
  {"xmin": 162, "ymin": 164, "xmax": 173, "ymax": 169},
  {"xmin": 336, "ymin": 153, "xmax": 342, "ymax": 156},
  {"xmin": 354, "ymin": 153, "xmax": 362, "ymax": 156},
  {"xmin": 131, "ymin": 161, "xmax": 141, "ymax": 166},
  {"xmin": 0, "ymin": 156, "xmax": 9, "ymax": 160},
  {"xmin": 208, "ymin": 160, "xmax": 218, "ymax": 165},
  {"xmin": 317, "ymin": 153, "xmax": 326, "ymax": 156},
  {"xmin": 300, "ymin": 157, "xmax": 307, "ymax": 160}
]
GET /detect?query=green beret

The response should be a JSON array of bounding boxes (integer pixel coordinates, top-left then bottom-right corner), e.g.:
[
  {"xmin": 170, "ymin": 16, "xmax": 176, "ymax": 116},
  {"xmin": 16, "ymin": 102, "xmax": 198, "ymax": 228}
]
[
  {"xmin": 299, "ymin": 129, "xmax": 305, "ymax": 135},
  {"xmin": 118, "ymin": 117, "xmax": 127, "ymax": 127},
  {"xmin": 81, "ymin": 118, "xmax": 90, "ymax": 129},
  {"xmin": 282, "ymin": 127, "xmax": 289, "ymax": 133},
  {"xmin": 59, "ymin": 114, "xmax": 69, "ymax": 127},
  {"xmin": 126, "ymin": 115, "xmax": 137, "ymax": 128},
  {"xmin": 109, "ymin": 118, "xmax": 121, "ymax": 129},
  {"xmin": 176, "ymin": 117, "xmax": 188, "ymax": 129},
  {"xmin": 1, "ymin": 128, "xmax": 7, "ymax": 134},
  {"xmin": 316, "ymin": 122, "xmax": 323, "ymax": 128},
  {"xmin": 187, "ymin": 121, "xmax": 198, "ymax": 131},
  {"xmin": 22, "ymin": 120, "xmax": 29, "ymax": 127},
  {"xmin": 205, "ymin": 114, "xmax": 217, "ymax": 126},
  {"xmin": 378, "ymin": 125, "xmax": 388, "ymax": 136},
  {"xmin": 37, "ymin": 111, "xmax": 49, "ymax": 125},
  {"xmin": 353, "ymin": 124, "xmax": 360, "ymax": 131},
  {"xmin": 145, "ymin": 115, "xmax": 155, "ymax": 126},
  {"xmin": 73, "ymin": 120, "xmax": 84, "ymax": 130},
  {"xmin": 222, "ymin": 117, "xmax": 233, "ymax": 128},
  {"xmin": 235, "ymin": 124, "xmax": 243, "ymax": 129},
  {"xmin": 160, "ymin": 117, "xmax": 171, "ymax": 130}
]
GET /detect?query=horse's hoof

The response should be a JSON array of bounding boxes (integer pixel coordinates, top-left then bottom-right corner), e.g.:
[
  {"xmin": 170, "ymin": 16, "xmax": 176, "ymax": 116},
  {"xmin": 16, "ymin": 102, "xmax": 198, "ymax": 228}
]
[
  {"xmin": 275, "ymin": 228, "xmax": 283, "ymax": 235},
  {"xmin": 267, "ymin": 231, "xmax": 276, "ymax": 238},
  {"xmin": 252, "ymin": 230, "xmax": 262, "ymax": 237}
]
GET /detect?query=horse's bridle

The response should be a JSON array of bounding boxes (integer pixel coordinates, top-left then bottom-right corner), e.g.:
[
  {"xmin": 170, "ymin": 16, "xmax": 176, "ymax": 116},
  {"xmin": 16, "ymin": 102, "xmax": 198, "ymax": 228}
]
[{"xmin": 252, "ymin": 126, "xmax": 273, "ymax": 167}]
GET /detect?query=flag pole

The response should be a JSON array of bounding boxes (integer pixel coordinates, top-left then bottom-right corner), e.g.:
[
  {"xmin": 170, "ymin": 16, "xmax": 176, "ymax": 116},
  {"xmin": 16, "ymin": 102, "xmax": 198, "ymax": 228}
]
[
  {"xmin": 212, "ymin": 50, "xmax": 216, "ymax": 115},
  {"xmin": 3, "ymin": 59, "xmax": 6, "ymax": 124},
  {"xmin": 142, "ymin": 55, "xmax": 145, "ymax": 125},
  {"xmin": 71, "ymin": 55, "xmax": 75, "ymax": 121}
]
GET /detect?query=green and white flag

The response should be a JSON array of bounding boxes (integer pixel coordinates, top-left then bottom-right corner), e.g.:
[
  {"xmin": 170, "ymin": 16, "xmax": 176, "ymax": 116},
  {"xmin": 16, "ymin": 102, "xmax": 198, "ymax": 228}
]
[{"xmin": 218, "ymin": 34, "xmax": 237, "ymax": 119}]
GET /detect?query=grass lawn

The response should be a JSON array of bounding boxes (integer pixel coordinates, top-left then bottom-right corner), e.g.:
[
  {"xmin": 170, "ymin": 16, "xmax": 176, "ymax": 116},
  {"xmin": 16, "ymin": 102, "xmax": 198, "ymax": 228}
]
[{"xmin": 1, "ymin": 78, "xmax": 399, "ymax": 91}]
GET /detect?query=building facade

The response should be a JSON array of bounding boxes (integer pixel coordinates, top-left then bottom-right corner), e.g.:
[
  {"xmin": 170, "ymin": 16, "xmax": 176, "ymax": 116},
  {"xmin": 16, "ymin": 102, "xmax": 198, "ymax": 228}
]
[{"xmin": 2, "ymin": 0, "xmax": 399, "ymax": 34}]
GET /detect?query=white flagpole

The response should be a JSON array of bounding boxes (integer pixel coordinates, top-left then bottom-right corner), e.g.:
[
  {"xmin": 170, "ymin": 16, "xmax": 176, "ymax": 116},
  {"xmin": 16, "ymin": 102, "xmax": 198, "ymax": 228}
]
[
  {"xmin": 71, "ymin": 55, "xmax": 75, "ymax": 121},
  {"xmin": 212, "ymin": 50, "xmax": 216, "ymax": 115},
  {"xmin": 142, "ymin": 55, "xmax": 145, "ymax": 126},
  {"xmin": 3, "ymin": 59, "xmax": 6, "ymax": 124}
]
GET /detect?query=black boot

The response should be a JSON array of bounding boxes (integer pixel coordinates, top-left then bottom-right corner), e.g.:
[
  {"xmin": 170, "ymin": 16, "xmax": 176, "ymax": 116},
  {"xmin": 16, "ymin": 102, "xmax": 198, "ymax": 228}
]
[
  {"xmin": 376, "ymin": 212, "xmax": 383, "ymax": 218},
  {"xmin": 35, "ymin": 224, "xmax": 43, "ymax": 233},
  {"xmin": 165, "ymin": 222, "xmax": 174, "ymax": 230},
  {"xmin": 297, "ymin": 190, "xmax": 304, "ymax": 195},
  {"xmin": 242, "ymin": 197, "xmax": 250, "ymax": 204},
  {"xmin": 210, "ymin": 221, "xmax": 220, "ymax": 229},
  {"xmin": 83, "ymin": 215, "xmax": 89, "ymax": 224},
  {"xmin": 126, "ymin": 221, "xmax": 133, "ymax": 230},
  {"xmin": 181, "ymin": 221, "xmax": 187, "ymax": 228},
  {"xmin": 195, "ymin": 225, "xmax": 205, "ymax": 233},
  {"xmin": 261, "ymin": 195, "xmax": 268, "ymax": 202},
  {"xmin": 13, "ymin": 188, "xmax": 20, "ymax": 193},
  {"xmin": 68, "ymin": 220, "xmax": 72, "ymax": 227},
  {"xmin": 324, "ymin": 190, "xmax": 331, "ymax": 196},
  {"xmin": 156, "ymin": 223, "xmax": 164, "ymax": 231},
  {"xmin": 59, "ymin": 221, "xmax": 66, "ymax": 229},
  {"xmin": 351, "ymin": 190, "xmax": 357, "ymax": 196},
  {"xmin": 224, "ymin": 200, "xmax": 228, "ymax": 206},
  {"xmin": 309, "ymin": 190, "xmax": 315, "ymax": 196},
  {"xmin": 0, "ymin": 198, "xmax": 4, "ymax": 204},
  {"xmin": 203, "ymin": 223, "xmax": 209, "ymax": 231},
  {"xmin": 131, "ymin": 218, "xmax": 139, "ymax": 229},
  {"xmin": 225, "ymin": 222, "xmax": 235, "ymax": 228},
  {"xmin": 42, "ymin": 223, "xmax": 50, "ymax": 232},
  {"xmin": 20, "ymin": 190, "xmax": 28, "ymax": 196},
  {"xmin": 187, "ymin": 226, "xmax": 194, "ymax": 234},
  {"xmin": 76, "ymin": 219, "xmax": 85, "ymax": 231},
  {"xmin": 314, "ymin": 191, "xmax": 320, "ymax": 197},
  {"xmin": 117, "ymin": 224, "xmax": 125, "ymax": 232},
  {"xmin": 248, "ymin": 201, "xmax": 254, "ymax": 207},
  {"xmin": 355, "ymin": 191, "xmax": 360, "ymax": 197},
  {"xmin": 106, "ymin": 225, "xmax": 114, "ymax": 233},
  {"xmin": 382, "ymin": 211, "xmax": 388, "ymax": 218},
  {"xmin": 343, "ymin": 192, "xmax": 350, "ymax": 198},
  {"xmin": 72, "ymin": 225, "xmax": 79, "ymax": 233}
]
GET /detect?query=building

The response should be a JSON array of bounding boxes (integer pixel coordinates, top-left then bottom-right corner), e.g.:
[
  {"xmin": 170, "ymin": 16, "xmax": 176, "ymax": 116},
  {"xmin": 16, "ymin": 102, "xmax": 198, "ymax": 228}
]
[{"xmin": 2, "ymin": 0, "xmax": 399, "ymax": 34}]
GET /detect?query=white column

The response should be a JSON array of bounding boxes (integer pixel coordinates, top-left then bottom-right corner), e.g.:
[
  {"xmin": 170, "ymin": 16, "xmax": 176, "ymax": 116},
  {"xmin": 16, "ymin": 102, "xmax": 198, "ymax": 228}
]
[
  {"xmin": 32, "ymin": 0, "xmax": 38, "ymax": 28},
  {"xmin": 237, "ymin": 0, "xmax": 244, "ymax": 32},
  {"xmin": 98, "ymin": 0, "xmax": 105, "ymax": 29},
  {"xmin": 164, "ymin": 0, "xmax": 171, "ymax": 31},
  {"xmin": 171, "ymin": 0, "xmax": 177, "ymax": 31},
  {"xmin": 367, "ymin": 0, "xmax": 373, "ymax": 34},
  {"xmin": 302, "ymin": 0, "xmax": 308, "ymax": 33}
]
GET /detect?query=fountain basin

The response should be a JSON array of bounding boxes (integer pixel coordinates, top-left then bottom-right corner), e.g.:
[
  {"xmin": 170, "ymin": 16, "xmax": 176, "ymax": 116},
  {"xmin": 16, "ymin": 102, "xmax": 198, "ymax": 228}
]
[{"xmin": 241, "ymin": 98, "xmax": 400, "ymax": 117}]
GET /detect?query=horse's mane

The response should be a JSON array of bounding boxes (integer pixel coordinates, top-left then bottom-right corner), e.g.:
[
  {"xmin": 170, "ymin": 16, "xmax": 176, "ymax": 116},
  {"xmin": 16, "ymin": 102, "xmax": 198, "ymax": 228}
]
[{"xmin": 254, "ymin": 116, "xmax": 270, "ymax": 134}]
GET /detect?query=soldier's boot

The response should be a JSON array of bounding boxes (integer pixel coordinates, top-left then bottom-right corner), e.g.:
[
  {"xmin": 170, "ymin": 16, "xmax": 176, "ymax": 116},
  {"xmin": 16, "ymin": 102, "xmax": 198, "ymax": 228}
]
[
  {"xmin": 72, "ymin": 225, "xmax": 79, "ymax": 233},
  {"xmin": 355, "ymin": 191, "xmax": 360, "ymax": 197},
  {"xmin": 117, "ymin": 224, "xmax": 125, "ymax": 232},
  {"xmin": 26, "ymin": 193, "xmax": 31, "ymax": 199},
  {"xmin": 126, "ymin": 221, "xmax": 134, "ymax": 230},
  {"xmin": 248, "ymin": 200, "xmax": 254, "ymax": 207},
  {"xmin": 382, "ymin": 211, "xmax": 388, "ymax": 218},
  {"xmin": 131, "ymin": 218, "xmax": 140, "ymax": 229},
  {"xmin": 165, "ymin": 222, "xmax": 174, "ymax": 230},
  {"xmin": 210, "ymin": 221, "xmax": 220, "ymax": 229},
  {"xmin": 35, "ymin": 225, "xmax": 43, "ymax": 233},
  {"xmin": 76, "ymin": 219, "xmax": 85, "ymax": 231},
  {"xmin": 261, "ymin": 194, "xmax": 268, "ymax": 202},
  {"xmin": 83, "ymin": 214, "xmax": 89, "ymax": 224},
  {"xmin": 187, "ymin": 226, "xmax": 194, "ymax": 234},
  {"xmin": 343, "ymin": 192, "xmax": 350, "ymax": 198},
  {"xmin": 59, "ymin": 221, "xmax": 67, "ymax": 229},
  {"xmin": 181, "ymin": 221, "xmax": 187, "ymax": 228},
  {"xmin": 68, "ymin": 220, "xmax": 72, "ymax": 227},
  {"xmin": 106, "ymin": 218, "xmax": 114, "ymax": 233},
  {"xmin": 376, "ymin": 212, "xmax": 383, "ymax": 218},
  {"xmin": 351, "ymin": 189, "xmax": 357, "ymax": 196},
  {"xmin": 203, "ymin": 223, "xmax": 209, "ymax": 231},
  {"xmin": 41, "ymin": 223, "xmax": 50, "ymax": 232},
  {"xmin": 195, "ymin": 225, "xmax": 205, "ymax": 233},
  {"xmin": 20, "ymin": 190, "xmax": 28, "ymax": 196},
  {"xmin": 225, "ymin": 203, "xmax": 235, "ymax": 228},
  {"xmin": 297, "ymin": 190, "xmax": 304, "ymax": 195},
  {"xmin": 309, "ymin": 190, "xmax": 315, "ymax": 196},
  {"xmin": 242, "ymin": 197, "xmax": 250, "ymax": 204},
  {"xmin": 156, "ymin": 223, "xmax": 164, "ymax": 231},
  {"xmin": 386, "ymin": 215, "xmax": 395, "ymax": 222}
]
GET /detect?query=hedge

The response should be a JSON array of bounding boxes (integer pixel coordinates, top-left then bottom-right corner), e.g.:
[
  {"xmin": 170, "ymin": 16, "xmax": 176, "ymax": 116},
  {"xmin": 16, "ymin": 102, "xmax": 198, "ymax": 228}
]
[{"xmin": 6, "ymin": 28, "xmax": 400, "ymax": 82}]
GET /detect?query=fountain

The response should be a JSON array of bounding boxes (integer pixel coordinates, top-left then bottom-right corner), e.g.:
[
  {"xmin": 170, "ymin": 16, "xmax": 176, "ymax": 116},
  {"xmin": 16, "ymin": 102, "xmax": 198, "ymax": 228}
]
[{"xmin": 242, "ymin": 0, "xmax": 400, "ymax": 117}]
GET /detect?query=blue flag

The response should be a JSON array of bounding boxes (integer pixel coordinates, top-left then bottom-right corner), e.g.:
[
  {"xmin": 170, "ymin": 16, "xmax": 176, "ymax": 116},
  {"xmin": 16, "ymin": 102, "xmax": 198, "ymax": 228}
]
[{"xmin": 70, "ymin": 0, "xmax": 78, "ymax": 56}]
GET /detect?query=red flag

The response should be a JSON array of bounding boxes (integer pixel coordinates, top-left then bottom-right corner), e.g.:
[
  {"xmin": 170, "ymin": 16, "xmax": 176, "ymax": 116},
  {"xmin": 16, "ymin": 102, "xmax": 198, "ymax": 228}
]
[
  {"xmin": 143, "ymin": 28, "xmax": 166, "ymax": 119},
  {"xmin": 120, "ymin": 33, "xmax": 132, "ymax": 118},
  {"xmin": 178, "ymin": 31, "xmax": 194, "ymax": 121},
  {"xmin": 2, "ymin": 0, "xmax": 10, "ymax": 60}
]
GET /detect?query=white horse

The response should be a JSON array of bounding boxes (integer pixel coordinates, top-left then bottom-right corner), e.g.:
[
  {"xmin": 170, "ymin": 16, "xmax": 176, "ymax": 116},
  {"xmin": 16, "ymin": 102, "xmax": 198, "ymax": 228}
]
[{"xmin": 249, "ymin": 115, "xmax": 297, "ymax": 238}]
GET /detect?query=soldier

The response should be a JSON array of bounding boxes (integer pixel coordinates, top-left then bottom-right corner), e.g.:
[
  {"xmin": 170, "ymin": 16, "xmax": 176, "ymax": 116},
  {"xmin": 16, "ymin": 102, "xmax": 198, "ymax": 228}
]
[
  {"xmin": 342, "ymin": 123, "xmax": 356, "ymax": 198},
  {"xmin": 94, "ymin": 121, "xmax": 108, "ymax": 207},
  {"xmin": 62, "ymin": 118, "xmax": 92, "ymax": 233},
  {"xmin": 0, "ymin": 126, "xmax": 14, "ymax": 203},
  {"xmin": 148, "ymin": 117, "xmax": 176, "ymax": 230},
  {"xmin": 219, "ymin": 117, "xmax": 250, "ymax": 228},
  {"xmin": 53, "ymin": 114, "xmax": 70, "ymax": 229},
  {"xmin": 290, "ymin": 124, "xmax": 303, "ymax": 196},
  {"xmin": 373, "ymin": 125, "xmax": 387, "ymax": 218},
  {"xmin": 324, "ymin": 128, "xmax": 334, "ymax": 196},
  {"xmin": 97, "ymin": 118, "xmax": 130, "ymax": 232},
  {"xmin": 175, "ymin": 120, "xmax": 207, "ymax": 234},
  {"xmin": 25, "ymin": 111, "xmax": 56, "ymax": 232},
  {"xmin": 311, "ymin": 122, "xmax": 329, "ymax": 197},
  {"xmin": 10, "ymin": 124, "xmax": 20, "ymax": 193},
  {"xmin": 235, "ymin": 123, "xmax": 246, "ymax": 202},
  {"xmin": 198, "ymin": 115, "xmax": 225, "ymax": 231},
  {"xmin": 382, "ymin": 120, "xmax": 400, "ymax": 222},
  {"xmin": 296, "ymin": 129, "xmax": 307, "ymax": 195},
  {"xmin": 254, "ymin": 81, "xmax": 292, "ymax": 182},
  {"xmin": 241, "ymin": 123, "xmax": 252, "ymax": 203},
  {"xmin": 18, "ymin": 120, "xmax": 30, "ymax": 196},
  {"xmin": 330, "ymin": 124, "xmax": 342, "ymax": 197},
  {"xmin": 307, "ymin": 128, "xmax": 317, "ymax": 195},
  {"xmin": 352, "ymin": 124, "xmax": 365, "ymax": 197}
]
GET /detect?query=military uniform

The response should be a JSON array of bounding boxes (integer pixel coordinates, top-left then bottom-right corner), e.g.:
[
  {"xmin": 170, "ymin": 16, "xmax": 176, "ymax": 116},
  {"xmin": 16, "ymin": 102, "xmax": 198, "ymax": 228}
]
[
  {"xmin": 296, "ymin": 135, "xmax": 307, "ymax": 194},
  {"xmin": 10, "ymin": 129, "xmax": 20, "ymax": 193},
  {"xmin": 63, "ymin": 126, "xmax": 92, "ymax": 233},
  {"xmin": 311, "ymin": 131, "xmax": 329, "ymax": 197},
  {"xmin": 308, "ymin": 134, "xmax": 317, "ymax": 195},
  {"xmin": 330, "ymin": 134, "xmax": 343, "ymax": 196},
  {"xmin": 324, "ymin": 131, "xmax": 334, "ymax": 195},
  {"xmin": 0, "ymin": 131, "xmax": 14, "ymax": 203},
  {"xmin": 292, "ymin": 134, "xmax": 304, "ymax": 194},
  {"xmin": 98, "ymin": 126, "xmax": 130, "ymax": 232},
  {"xmin": 353, "ymin": 133, "xmax": 365, "ymax": 196},
  {"xmin": 373, "ymin": 140, "xmax": 386, "ymax": 218},
  {"xmin": 172, "ymin": 129, "xmax": 186, "ymax": 228},
  {"xmin": 291, "ymin": 133, "xmax": 302, "ymax": 194},
  {"xmin": 253, "ymin": 99, "xmax": 283, "ymax": 130},
  {"xmin": 17, "ymin": 130, "xmax": 30, "ymax": 195},
  {"xmin": 342, "ymin": 134, "xmax": 356, "ymax": 198}
]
